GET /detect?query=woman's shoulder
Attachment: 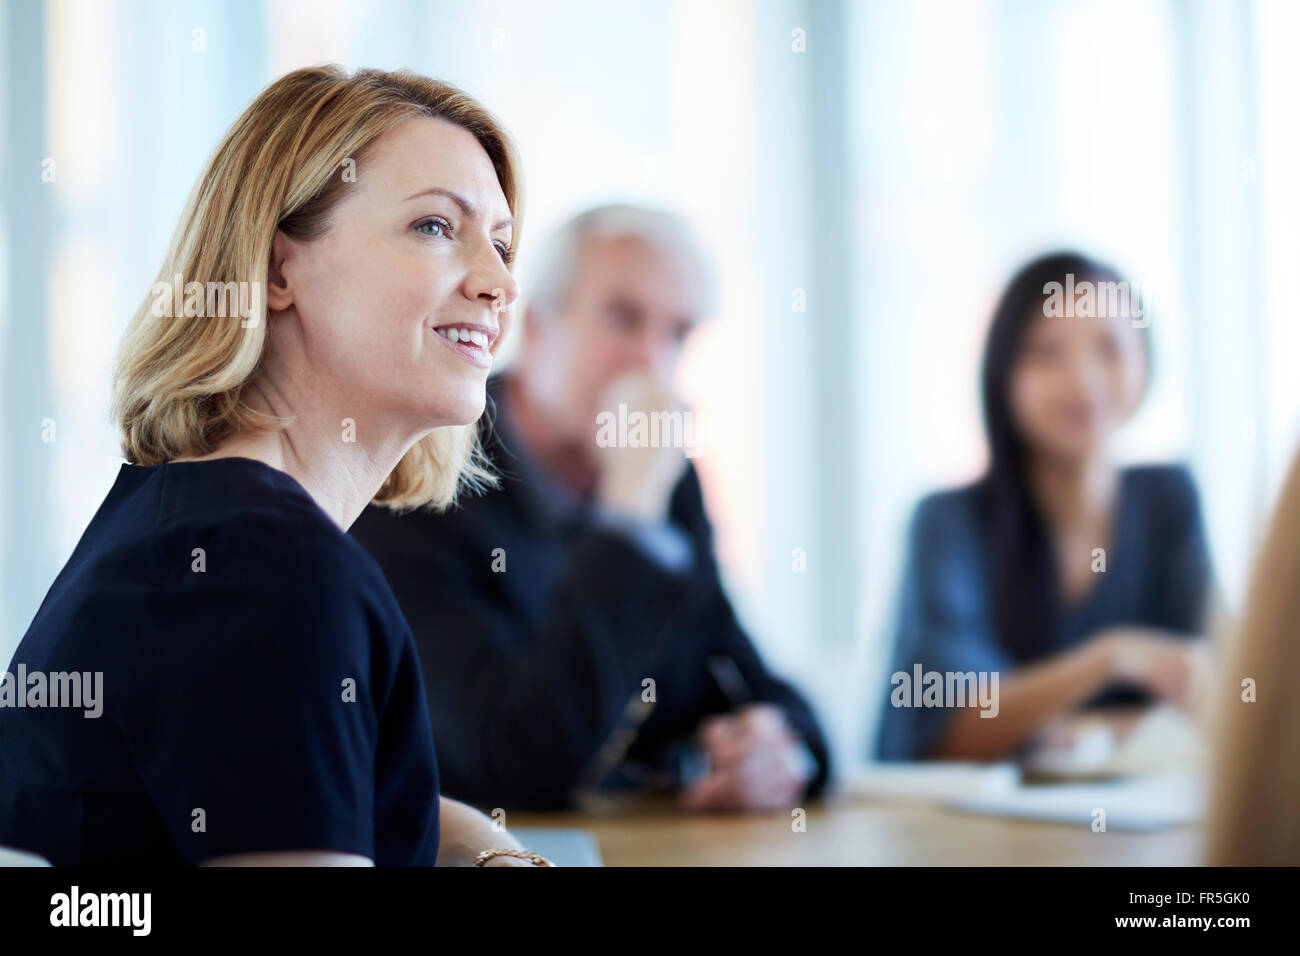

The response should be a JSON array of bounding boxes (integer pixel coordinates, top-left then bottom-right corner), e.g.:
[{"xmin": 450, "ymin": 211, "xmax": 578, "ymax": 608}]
[
  {"xmin": 159, "ymin": 476, "xmax": 415, "ymax": 698},
  {"xmin": 901, "ymin": 482, "xmax": 988, "ymax": 566},
  {"xmin": 156, "ymin": 460, "xmax": 382, "ymax": 570},
  {"xmin": 910, "ymin": 481, "xmax": 985, "ymax": 535},
  {"xmin": 1121, "ymin": 461, "xmax": 1198, "ymax": 494},
  {"xmin": 123, "ymin": 458, "xmax": 410, "ymax": 648},
  {"xmin": 212, "ymin": 500, "xmax": 406, "ymax": 638},
  {"xmin": 1120, "ymin": 462, "xmax": 1202, "ymax": 522}
]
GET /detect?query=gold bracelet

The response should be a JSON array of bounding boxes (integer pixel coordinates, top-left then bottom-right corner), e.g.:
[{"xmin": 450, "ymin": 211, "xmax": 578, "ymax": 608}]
[{"xmin": 473, "ymin": 848, "xmax": 556, "ymax": 867}]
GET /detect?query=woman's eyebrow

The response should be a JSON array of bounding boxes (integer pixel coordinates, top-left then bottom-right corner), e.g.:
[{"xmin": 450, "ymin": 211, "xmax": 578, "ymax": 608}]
[{"xmin": 402, "ymin": 186, "xmax": 514, "ymax": 231}]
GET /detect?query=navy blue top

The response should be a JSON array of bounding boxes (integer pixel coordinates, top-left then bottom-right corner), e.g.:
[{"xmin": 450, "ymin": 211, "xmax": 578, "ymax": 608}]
[
  {"xmin": 875, "ymin": 464, "xmax": 1213, "ymax": 761},
  {"xmin": 0, "ymin": 458, "xmax": 439, "ymax": 865}
]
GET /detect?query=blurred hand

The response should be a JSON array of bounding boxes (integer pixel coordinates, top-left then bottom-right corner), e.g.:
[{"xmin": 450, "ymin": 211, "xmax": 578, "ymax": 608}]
[
  {"xmin": 1096, "ymin": 628, "xmax": 1210, "ymax": 713},
  {"xmin": 594, "ymin": 370, "xmax": 690, "ymax": 523},
  {"xmin": 680, "ymin": 704, "xmax": 813, "ymax": 812}
]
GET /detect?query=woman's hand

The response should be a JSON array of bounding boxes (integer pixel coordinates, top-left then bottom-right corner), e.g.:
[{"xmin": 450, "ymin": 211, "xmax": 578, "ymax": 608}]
[
  {"xmin": 1095, "ymin": 628, "xmax": 1209, "ymax": 711},
  {"xmin": 436, "ymin": 796, "xmax": 527, "ymax": 866},
  {"xmin": 930, "ymin": 627, "xmax": 1206, "ymax": 761},
  {"xmin": 480, "ymin": 854, "xmax": 544, "ymax": 867}
]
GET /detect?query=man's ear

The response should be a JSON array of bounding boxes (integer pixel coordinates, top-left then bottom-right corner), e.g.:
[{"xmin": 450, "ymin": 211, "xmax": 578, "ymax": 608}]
[{"xmin": 266, "ymin": 231, "xmax": 294, "ymax": 311}]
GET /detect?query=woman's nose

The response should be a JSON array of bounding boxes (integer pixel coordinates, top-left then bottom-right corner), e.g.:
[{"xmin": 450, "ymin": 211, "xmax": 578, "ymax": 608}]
[
  {"xmin": 469, "ymin": 248, "xmax": 519, "ymax": 311},
  {"xmin": 485, "ymin": 276, "xmax": 519, "ymax": 314}
]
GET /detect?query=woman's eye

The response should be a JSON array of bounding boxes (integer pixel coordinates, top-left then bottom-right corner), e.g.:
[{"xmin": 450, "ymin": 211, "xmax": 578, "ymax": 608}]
[
  {"xmin": 415, "ymin": 217, "xmax": 451, "ymax": 239},
  {"xmin": 493, "ymin": 241, "xmax": 512, "ymax": 263}
]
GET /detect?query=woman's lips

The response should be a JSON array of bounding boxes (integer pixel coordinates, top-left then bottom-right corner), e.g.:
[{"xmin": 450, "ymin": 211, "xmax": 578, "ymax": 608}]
[
  {"xmin": 1059, "ymin": 404, "xmax": 1108, "ymax": 431},
  {"xmin": 430, "ymin": 324, "xmax": 493, "ymax": 369}
]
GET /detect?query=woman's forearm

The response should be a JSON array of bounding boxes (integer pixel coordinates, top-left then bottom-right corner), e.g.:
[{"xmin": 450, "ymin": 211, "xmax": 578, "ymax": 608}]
[
  {"xmin": 928, "ymin": 637, "xmax": 1116, "ymax": 760},
  {"xmin": 434, "ymin": 796, "xmax": 525, "ymax": 866}
]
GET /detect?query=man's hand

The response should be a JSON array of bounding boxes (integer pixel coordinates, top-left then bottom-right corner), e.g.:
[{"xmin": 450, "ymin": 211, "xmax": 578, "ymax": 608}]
[
  {"xmin": 594, "ymin": 371, "xmax": 690, "ymax": 523},
  {"xmin": 680, "ymin": 704, "xmax": 814, "ymax": 812}
]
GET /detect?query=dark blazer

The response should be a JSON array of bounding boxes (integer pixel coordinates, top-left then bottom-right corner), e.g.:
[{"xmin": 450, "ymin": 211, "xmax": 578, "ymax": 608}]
[
  {"xmin": 350, "ymin": 375, "xmax": 831, "ymax": 810},
  {"xmin": 875, "ymin": 464, "xmax": 1213, "ymax": 761}
]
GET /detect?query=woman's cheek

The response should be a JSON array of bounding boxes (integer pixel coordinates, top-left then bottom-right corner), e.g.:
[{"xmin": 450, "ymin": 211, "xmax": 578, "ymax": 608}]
[
  {"xmin": 1116, "ymin": 367, "xmax": 1144, "ymax": 419},
  {"xmin": 1009, "ymin": 372, "xmax": 1041, "ymax": 431},
  {"xmin": 1020, "ymin": 377, "xmax": 1066, "ymax": 447},
  {"xmin": 497, "ymin": 305, "xmax": 515, "ymax": 345}
]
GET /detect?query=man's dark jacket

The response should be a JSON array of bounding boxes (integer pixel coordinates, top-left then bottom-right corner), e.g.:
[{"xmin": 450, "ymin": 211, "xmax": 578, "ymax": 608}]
[{"xmin": 350, "ymin": 376, "xmax": 831, "ymax": 810}]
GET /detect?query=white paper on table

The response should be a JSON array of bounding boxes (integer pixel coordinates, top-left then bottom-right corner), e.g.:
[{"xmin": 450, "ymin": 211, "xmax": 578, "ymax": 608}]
[
  {"xmin": 945, "ymin": 770, "xmax": 1205, "ymax": 831},
  {"xmin": 845, "ymin": 761, "xmax": 1022, "ymax": 803}
]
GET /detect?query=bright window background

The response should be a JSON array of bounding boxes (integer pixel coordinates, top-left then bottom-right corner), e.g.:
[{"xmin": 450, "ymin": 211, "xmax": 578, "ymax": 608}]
[{"xmin": 2, "ymin": 0, "xmax": 1297, "ymax": 776}]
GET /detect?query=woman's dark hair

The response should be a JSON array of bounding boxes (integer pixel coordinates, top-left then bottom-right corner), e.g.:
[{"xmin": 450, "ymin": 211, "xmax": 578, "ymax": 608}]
[{"xmin": 977, "ymin": 251, "xmax": 1150, "ymax": 660}]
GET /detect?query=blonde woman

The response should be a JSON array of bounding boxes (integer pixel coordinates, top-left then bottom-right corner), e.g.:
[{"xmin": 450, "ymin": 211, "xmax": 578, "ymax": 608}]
[
  {"xmin": 0, "ymin": 67, "xmax": 548, "ymax": 867},
  {"xmin": 1208, "ymin": 450, "xmax": 1300, "ymax": 865}
]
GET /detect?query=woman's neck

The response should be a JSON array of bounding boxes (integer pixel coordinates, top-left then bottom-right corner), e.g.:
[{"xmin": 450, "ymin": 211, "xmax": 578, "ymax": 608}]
[
  {"xmin": 179, "ymin": 374, "xmax": 415, "ymax": 532},
  {"xmin": 1024, "ymin": 451, "xmax": 1117, "ymax": 532}
]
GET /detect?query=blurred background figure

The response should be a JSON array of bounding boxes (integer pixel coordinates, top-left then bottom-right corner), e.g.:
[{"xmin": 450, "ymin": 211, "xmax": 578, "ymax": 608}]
[
  {"xmin": 876, "ymin": 253, "xmax": 1213, "ymax": 763},
  {"xmin": 351, "ymin": 205, "xmax": 830, "ymax": 811},
  {"xmin": 1209, "ymin": 447, "xmax": 1300, "ymax": 865}
]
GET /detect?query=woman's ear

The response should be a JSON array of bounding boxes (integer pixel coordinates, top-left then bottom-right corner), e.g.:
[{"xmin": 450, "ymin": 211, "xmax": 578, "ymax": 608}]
[{"xmin": 266, "ymin": 231, "xmax": 294, "ymax": 311}]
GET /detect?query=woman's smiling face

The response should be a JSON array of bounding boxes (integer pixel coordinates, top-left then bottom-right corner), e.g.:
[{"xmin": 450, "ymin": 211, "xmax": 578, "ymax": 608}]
[
  {"xmin": 1008, "ymin": 285, "xmax": 1147, "ymax": 463},
  {"xmin": 269, "ymin": 115, "xmax": 518, "ymax": 435}
]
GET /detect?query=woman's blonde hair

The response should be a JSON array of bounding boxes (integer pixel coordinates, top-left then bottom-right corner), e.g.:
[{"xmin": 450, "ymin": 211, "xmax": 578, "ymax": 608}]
[
  {"xmin": 1207, "ymin": 450, "xmax": 1300, "ymax": 864},
  {"xmin": 113, "ymin": 65, "xmax": 522, "ymax": 509}
]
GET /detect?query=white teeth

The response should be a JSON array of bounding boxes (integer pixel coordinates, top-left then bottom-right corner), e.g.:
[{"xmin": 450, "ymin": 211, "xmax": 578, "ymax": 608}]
[{"xmin": 435, "ymin": 326, "xmax": 491, "ymax": 348}]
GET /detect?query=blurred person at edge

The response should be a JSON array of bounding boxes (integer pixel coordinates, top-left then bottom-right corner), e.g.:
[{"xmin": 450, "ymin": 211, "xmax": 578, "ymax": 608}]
[
  {"xmin": 351, "ymin": 205, "xmax": 831, "ymax": 812},
  {"xmin": 1209, "ymin": 445, "xmax": 1300, "ymax": 865},
  {"xmin": 876, "ymin": 252, "xmax": 1213, "ymax": 762}
]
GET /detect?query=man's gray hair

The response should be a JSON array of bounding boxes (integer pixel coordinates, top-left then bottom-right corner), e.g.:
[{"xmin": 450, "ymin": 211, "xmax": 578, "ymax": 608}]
[{"xmin": 525, "ymin": 204, "xmax": 718, "ymax": 318}]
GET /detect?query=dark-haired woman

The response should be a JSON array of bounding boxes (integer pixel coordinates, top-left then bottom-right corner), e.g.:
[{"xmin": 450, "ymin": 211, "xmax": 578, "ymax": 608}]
[{"xmin": 876, "ymin": 253, "xmax": 1213, "ymax": 761}]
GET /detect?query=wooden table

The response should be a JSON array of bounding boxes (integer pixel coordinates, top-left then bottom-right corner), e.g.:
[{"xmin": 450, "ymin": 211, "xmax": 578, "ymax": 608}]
[{"xmin": 509, "ymin": 796, "xmax": 1203, "ymax": 866}]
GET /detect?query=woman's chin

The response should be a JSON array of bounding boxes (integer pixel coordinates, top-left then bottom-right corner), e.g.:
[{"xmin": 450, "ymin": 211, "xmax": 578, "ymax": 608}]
[
  {"xmin": 419, "ymin": 394, "xmax": 486, "ymax": 430},
  {"xmin": 1041, "ymin": 434, "xmax": 1109, "ymax": 465}
]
